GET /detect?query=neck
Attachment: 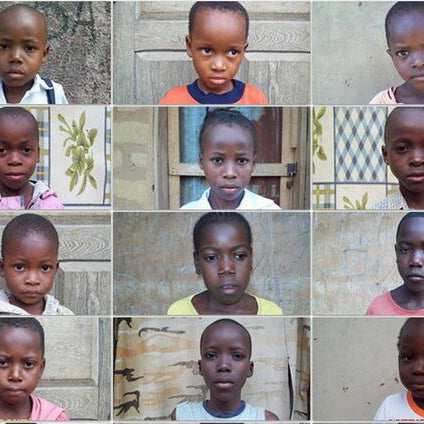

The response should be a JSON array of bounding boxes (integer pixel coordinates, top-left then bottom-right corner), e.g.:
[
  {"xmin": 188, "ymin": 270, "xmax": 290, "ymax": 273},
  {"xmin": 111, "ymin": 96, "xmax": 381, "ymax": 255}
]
[
  {"xmin": 399, "ymin": 185, "xmax": 424, "ymax": 210},
  {"xmin": 9, "ymin": 294, "xmax": 45, "ymax": 315},
  {"xmin": 391, "ymin": 285, "xmax": 424, "ymax": 309},
  {"xmin": 206, "ymin": 398, "xmax": 243, "ymax": 415},
  {"xmin": 411, "ymin": 393, "xmax": 424, "ymax": 410},
  {"xmin": 0, "ymin": 395, "xmax": 32, "ymax": 420},
  {"xmin": 3, "ymin": 81, "xmax": 33, "ymax": 104},
  {"xmin": 396, "ymin": 82, "xmax": 424, "ymax": 103},
  {"xmin": 208, "ymin": 190, "xmax": 244, "ymax": 209},
  {"xmin": 193, "ymin": 291, "xmax": 257, "ymax": 315},
  {"xmin": 196, "ymin": 79, "xmax": 234, "ymax": 96}
]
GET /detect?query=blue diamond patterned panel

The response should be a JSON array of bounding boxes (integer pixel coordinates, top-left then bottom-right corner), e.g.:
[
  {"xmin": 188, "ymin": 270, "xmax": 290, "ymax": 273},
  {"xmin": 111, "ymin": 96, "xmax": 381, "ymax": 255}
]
[{"xmin": 335, "ymin": 107, "xmax": 387, "ymax": 183}]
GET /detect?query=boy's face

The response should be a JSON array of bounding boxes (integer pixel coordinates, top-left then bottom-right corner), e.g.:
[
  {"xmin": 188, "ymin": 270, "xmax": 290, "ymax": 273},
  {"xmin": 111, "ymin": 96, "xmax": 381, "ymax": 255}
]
[
  {"xmin": 0, "ymin": 234, "xmax": 58, "ymax": 315},
  {"xmin": 194, "ymin": 222, "xmax": 252, "ymax": 306},
  {"xmin": 387, "ymin": 11, "xmax": 424, "ymax": 93},
  {"xmin": 398, "ymin": 319, "xmax": 424, "ymax": 404},
  {"xmin": 396, "ymin": 217, "xmax": 424, "ymax": 293},
  {"xmin": 0, "ymin": 115, "xmax": 39, "ymax": 196},
  {"xmin": 383, "ymin": 108, "xmax": 424, "ymax": 194},
  {"xmin": 0, "ymin": 326, "xmax": 44, "ymax": 408},
  {"xmin": 0, "ymin": 7, "xmax": 48, "ymax": 94},
  {"xmin": 199, "ymin": 321, "xmax": 253, "ymax": 409},
  {"xmin": 186, "ymin": 9, "xmax": 247, "ymax": 95},
  {"xmin": 199, "ymin": 124, "xmax": 255, "ymax": 207}
]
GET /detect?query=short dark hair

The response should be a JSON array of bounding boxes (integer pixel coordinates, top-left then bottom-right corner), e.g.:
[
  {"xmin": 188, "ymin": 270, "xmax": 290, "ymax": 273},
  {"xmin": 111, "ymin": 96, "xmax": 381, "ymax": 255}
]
[
  {"xmin": 193, "ymin": 212, "xmax": 252, "ymax": 254},
  {"xmin": 397, "ymin": 318, "xmax": 424, "ymax": 350},
  {"xmin": 385, "ymin": 2, "xmax": 424, "ymax": 45},
  {"xmin": 396, "ymin": 212, "xmax": 424, "ymax": 241},
  {"xmin": 0, "ymin": 107, "xmax": 39, "ymax": 142},
  {"xmin": 0, "ymin": 317, "xmax": 45, "ymax": 357},
  {"xmin": 384, "ymin": 107, "xmax": 424, "ymax": 146},
  {"xmin": 200, "ymin": 318, "xmax": 252, "ymax": 358},
  {"xmin": 189, "ymin": 1, "xmax": 249, "ymax": 40},
  {"xmin": 2, "ymin": 214, "xmax": 59, "ymax": 258},
  {"xmin": 199, "ymin": 108, "xmax": 257, "ymax": 153}
]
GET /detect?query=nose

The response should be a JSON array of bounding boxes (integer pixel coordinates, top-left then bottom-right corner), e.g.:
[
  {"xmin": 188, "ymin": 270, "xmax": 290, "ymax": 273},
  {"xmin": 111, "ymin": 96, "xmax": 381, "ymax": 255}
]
[
  {"xmin": 8, "ymin": 364, "xmax": 22, "ymax": 382},
  {"xmin": 26, "ymin": 270, "xmax": 40, "ymax": 285},
  {"xmin": 223, "ymin": 161, "xmax": 236, "ymax": 179},
  {"xmin": 411, "ymin": 50, "xmax": 424, "ymax": 68},
  {"xmin": 211, "ymin": 55, "xmax": 226, "ymax": 72},
  {"xmin": 7, "ymin": 151, "xmax": 23, "ymax": 166},
  {"xmin": 218, "ymin": 255, "xmax": 235, "ymax": 275},
  {"xmin": 410, "ymin": 249, "xmax": 424, "ymax": 268},
  {"xmin": 217, "ymin": 355, "xmax": 231, "ymax": 372},
  {"xmin": 413, "ymin": 357, "xmax": 424, "ymax": 374},
  {"xmin": 9, "ymin": 46, "xmax": 23, "ymax": 63},
  {"xmin": 409, "ymin": 148, "xmax": 424, "ymax": 167}
]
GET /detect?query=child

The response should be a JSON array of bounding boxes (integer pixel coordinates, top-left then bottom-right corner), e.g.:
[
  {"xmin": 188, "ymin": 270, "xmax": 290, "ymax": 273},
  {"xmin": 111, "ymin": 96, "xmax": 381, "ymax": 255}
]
[
  {"xmin": 370, "ymin": 2, "xmax": 424, "ymax": 104},
  {"xmin": 159, "ymin": 2, "xmax": 267, "ymax": 105},
  {"xmin": 0, "ymin": 4, "xmax": 67, "ymax": 104},
  {"xmin": 0, "ymin": 317, "xmax": 69, "ymax": 419},
  {"xmin": 0, "ymin": 107, "xmax": 63, "ymax": 209},
  {"xmin": 373, "ymin": 318, "xmax": 424, "ymax": 420},
  {"xmin": 167, "ymin": 212, "xmax": 283, "ymax": 315},
  {"xmin": 366, "ymin": 213, "xmax": 424, "ymax": 315},
  {"xmin": 171, "ymin": 318, "xmax": 278, "ymax": 420},
  {"xmin": 0, "ymin": 213, "xmax": 73, "ymax": 315},
  {"xmin": 372, "ymin": 107, "xmax": 424, "ymax": 210},
  {"xmin": 181, "ymin": 109, "xmax": 280, "ymax": 209}
]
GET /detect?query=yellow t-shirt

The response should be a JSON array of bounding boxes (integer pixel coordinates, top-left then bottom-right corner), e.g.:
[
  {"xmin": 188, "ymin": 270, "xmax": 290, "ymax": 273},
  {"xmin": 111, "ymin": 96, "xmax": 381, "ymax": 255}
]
[{"xmin": 167, "ymin": 293, "xmax": 283, "ymax": 315}]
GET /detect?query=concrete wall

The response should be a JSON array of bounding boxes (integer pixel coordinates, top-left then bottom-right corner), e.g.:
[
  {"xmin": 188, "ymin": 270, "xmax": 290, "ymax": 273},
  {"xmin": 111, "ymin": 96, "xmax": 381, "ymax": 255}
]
[
  {"xmin": 312, "ymin": 1, "xmax": 399, "ymax": 104},
  {"xmin": 313, "ymin": 318, "xmax": 405, "ymax": 421},
  {"xmin": 313, "ymin": 212, "xmax": 406, "ymax": 315},
  {"xmin": 113, "ymin": 211, "xmax": 310, "ymax": 315},
  {"xmin": 0, "ymin": 2, "xmax": 111, "ymax": 104}
]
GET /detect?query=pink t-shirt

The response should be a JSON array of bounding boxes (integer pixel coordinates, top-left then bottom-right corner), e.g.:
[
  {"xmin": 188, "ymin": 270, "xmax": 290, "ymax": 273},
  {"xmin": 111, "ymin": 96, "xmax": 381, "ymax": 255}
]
[
  {"xmin": 366, "ymin": 291, "xmax": 424, "ymax": 316},
  {"xmin": 30, "ymin": 395, "xmax": 69, "ymax": 420}
]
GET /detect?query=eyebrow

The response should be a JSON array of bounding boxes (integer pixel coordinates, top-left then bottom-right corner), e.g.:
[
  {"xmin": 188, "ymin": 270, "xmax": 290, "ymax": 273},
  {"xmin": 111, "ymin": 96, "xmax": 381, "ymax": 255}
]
[{"xmin": 199, "ymin": 244, "xmax": 251, "ymax": 252}]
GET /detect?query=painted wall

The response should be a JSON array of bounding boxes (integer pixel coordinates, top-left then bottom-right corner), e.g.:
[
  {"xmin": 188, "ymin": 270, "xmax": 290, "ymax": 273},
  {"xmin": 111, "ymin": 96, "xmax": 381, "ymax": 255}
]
[{"xmin": 113, "ymin": 211, "xmax": 310, "ymax": 315}]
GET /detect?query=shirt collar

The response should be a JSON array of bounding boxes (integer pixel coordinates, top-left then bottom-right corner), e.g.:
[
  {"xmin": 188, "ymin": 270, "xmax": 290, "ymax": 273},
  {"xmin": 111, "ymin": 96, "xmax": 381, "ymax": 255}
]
[{"xmin": 187, "ymin": 79, "xmax": 245, "ymax": 104}]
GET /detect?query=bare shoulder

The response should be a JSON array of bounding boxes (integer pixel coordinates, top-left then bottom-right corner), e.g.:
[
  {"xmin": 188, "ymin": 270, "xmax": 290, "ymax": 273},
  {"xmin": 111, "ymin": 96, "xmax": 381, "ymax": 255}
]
[
  {"xmin": 265, "ymin": 409, "xmax": 279, "ymax": 421},
  {"xmin": 170, "ymin": 408, "xmax": 176, "ymax": 420}
]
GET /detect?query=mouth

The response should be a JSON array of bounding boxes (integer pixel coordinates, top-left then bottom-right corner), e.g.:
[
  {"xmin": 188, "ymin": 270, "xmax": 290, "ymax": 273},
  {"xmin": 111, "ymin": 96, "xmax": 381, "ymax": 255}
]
[
  {"xmin": 411, "ymin": 74, "xmax": 424, "ymax": 81},
  {"xmin": 5, "ymin": 173, "xmax": 26, "ymax": 181},
  {"xmin": 21, "ymin": 291, "xmax": 42, "ymax": 298},
  {"xmin": 209, "ymin": 77, "xmax": 228, "ymax": 86},
  {"xmin": 406, "ymin": 173, "xmax": 424, "ymax": 183},
  {"xmin": 219, "ymin": 283, "xmax": 239, "ymax": 294},
  {"xmin": 6, "ymin": 70, "xmax": 25, "ymax": 79},
  {"xmin": 407, "ymin": 274, "xmax": 424, "ymax": 281},
  {"xmin": 213, "ymin": 381, "xmax": 234, "ymax": 389},
  {"xmin": 219, "ymin": 185, "xmax": 240, "ymax": 194}
]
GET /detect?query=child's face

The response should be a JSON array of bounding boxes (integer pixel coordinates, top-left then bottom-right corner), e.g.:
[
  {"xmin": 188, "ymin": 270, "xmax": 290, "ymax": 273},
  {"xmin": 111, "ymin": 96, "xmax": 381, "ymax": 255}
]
[
  {"xmin": 194, "ymin": 221, "xmax": 252, "ymax": 306},
  {"xmin": 0, "ymin": 234, "xmax": 58, "ymax": 314},
  {"xmin": 186, "ymin": 9, "xmax": 247, "ymax": 95},
  {"xmin": 383, "ymin": 108, "xmax": 424, "ymax": 194},
  {"xmin": 199, "ymin": 321, "xmax": 253, "ymax": 408},
  {"xmin": 199, "ymin": 124, "xmax": 255, "ymax": 207},
  {"xmin": 396, "ymin": 217, "xmax": 424, "ymax": 293},
  {"xmin": 0, "ymin": 326, "xmax": 44, "ymax": 411},
  {"xmin": 0, "ymin": 115, "xmax": 39, "ymax": 196},
  {"xmin": 387, "ymin": 11, "xmax": 424, "ymax": 92},
  {"xmin": 0, "ymin": 7, "xmax": 48, "ymax": 94},
  {"xmin": 398, "ymin": 319, "xmax": 424, "ymax": 402}
]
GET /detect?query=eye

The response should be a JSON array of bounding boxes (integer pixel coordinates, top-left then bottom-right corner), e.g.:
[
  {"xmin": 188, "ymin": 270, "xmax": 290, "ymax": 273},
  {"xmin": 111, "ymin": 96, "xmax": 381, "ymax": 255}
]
[
  {"xmin": 23, "ymin": 146, "xmax": 33, "ymax": 154},
  {"xmin": 394, "ymin": 144, "xmax": 410, "ymax": 153},
  {"xmin": 396, "ymin": 50, "xmax": 409, "ymax": 58},
  {"xmin": 0, "ymin": 43, "xmax": 8, "ymax": 50},
  {"xmin": 400, "ymin": 352, "xmax": 414, "ymax": 361},
  {"xmin": 236, "ymin": 158, "xmax": 249, "ymax": 165},
  {"xmin": 41, "ymin": 264, "xmax": 53, "ymax": 272},
  {"xmin": 0, "ymin": 147, "xmax": 6, "ymax": 155},
  {"xmin": 204, "ymin": 352, "xmax": 216, "ymax": 360},
  {"xmin": 25, "ymin": 45, "xmax": 37, "ymax": 53},
  {"xmin": 228, "ymin": 49, "xmax": 239, "ymax": 57},
  {"xmin": 204, "ymin": 254, "xmax": 217, "ymax": 263},
  {"xmin": 211, "ymin": 157, "xmax": 223, "ymax": 165},
  {"xmin": 0, "ymin": 359, "xmax": 8, "ymax": 367},
  {"xmin": 232, "ymin": 352, "xmax": 245, "ymax": 360},
  {"xmin": 12, "ymin": 263, "xmax": 25, "ymax": 271},
  {"xmin": 201, "ymin": 47, "xmax": 213, "ymax": 55},
  {"xmin": 234, "ymin": 252, "xmax": 247, "ymax": 261},
  {"xmin": 24, "ymin": 361, "xmax": 36, "ymax": 369}
]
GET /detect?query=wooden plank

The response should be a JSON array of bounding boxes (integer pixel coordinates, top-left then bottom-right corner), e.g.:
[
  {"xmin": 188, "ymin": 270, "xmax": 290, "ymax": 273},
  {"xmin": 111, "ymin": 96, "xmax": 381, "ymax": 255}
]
[
  {"xmin": 0, "ymin": 211, "xmax": 110, "ymax": 226},
  {"xmin": 135, "ymin": 51, "xmax": 309, "ymax": 104},
  {"xmin": 169, "ymin": 163, "xmax": 287, "ymax": 177},
  {"xmin": 55, "ymin": 262, "xmax": 111, "ymax": 316},
  {"xmin": 98, "ymin": 318, "xmax": 112, "ymax": 420},
  {"xmin": 168, "ymin": 108, "xmax": 181, "ymax": 209},
  {"xmin": 134, "ymin": 20, "xmax": 310, "ymax": 52},
  {"xmin": 296, "ymin": 107, "xmax": 310, "ymax": 209},
  {"xmin": 137, "ymin": 2, "xmax": 310, "ymax": 19},
  {"xmin": 35, "ymin": 387, "xmax": 98, "ymax": 420},
  {"xmin": 155, "ymin": 108, "xmax": 170, "ymax": 209},
  {"xmin": 113, "ymin": 2, "xmax": 136, "ymax": 104}
]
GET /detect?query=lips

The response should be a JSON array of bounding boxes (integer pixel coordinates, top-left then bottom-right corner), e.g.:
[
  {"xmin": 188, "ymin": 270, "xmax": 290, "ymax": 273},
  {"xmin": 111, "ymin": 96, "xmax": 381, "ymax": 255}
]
[
  {"xmin": 4, "ymin": 173, "xmax": 26, "ymax": 181},
  {"xmin": 219, "ymin": 185, "xmax": 240, "ymax": 193},
  {"xmin": 213, "ymin": 380, "xmax": 234, "ymax": 389},
  {"xmin": 411, "ymin": 74, "xmax": 424, "ymax": 81},
  {"xmin": 406, "ymin": 173, "xmax": 424, "ymax": 183},
  {"xmin": 209, "ymin": 77, "xmax": 228, "ymax": 85},
  {"xmin": 219, "ymin": 283, "xmax": 239, "ymax": 294},
  {"xmin": 5, "ymin": 70, "xmax": 25, "ymax": 80}
]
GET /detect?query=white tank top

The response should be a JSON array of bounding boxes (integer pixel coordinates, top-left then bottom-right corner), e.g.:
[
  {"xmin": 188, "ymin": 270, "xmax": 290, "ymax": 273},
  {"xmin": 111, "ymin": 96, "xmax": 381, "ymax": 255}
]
[{"xmin": 176, "ymin": 401, "xmax": 266, "ymax": 420}]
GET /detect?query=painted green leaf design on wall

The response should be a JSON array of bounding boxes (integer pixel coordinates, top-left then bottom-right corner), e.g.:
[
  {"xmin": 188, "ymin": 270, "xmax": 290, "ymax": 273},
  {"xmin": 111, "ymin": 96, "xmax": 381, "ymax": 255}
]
[
  {"xmin": 58, "ymin": 112, "xmax": 98, "ymax": 195},
  {"xmin": 313, "ymin": 107, "xmax": 328, "ymax": 174},
  {"xmin": 342, "ymin": 192, "xmax": 369, "ymax": 209}
]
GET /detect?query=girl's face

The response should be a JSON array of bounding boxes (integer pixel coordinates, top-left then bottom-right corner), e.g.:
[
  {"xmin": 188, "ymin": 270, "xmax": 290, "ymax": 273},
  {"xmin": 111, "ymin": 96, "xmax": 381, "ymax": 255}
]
[
  {"xmin": 199, "ymin": 123, "xmax": 256, "ymax": 209},
  {"xmin": 194, "ymin": 221, "xmax": 252, "ymax": 305},
  {"xmin": 387, "ymin": 11, "xmax": 424, "ymax": 94}
]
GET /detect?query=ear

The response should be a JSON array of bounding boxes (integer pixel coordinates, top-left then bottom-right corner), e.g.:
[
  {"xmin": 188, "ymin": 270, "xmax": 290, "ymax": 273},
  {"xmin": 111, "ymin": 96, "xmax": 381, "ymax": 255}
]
[
  {"xmin": 248, "ymin": 360, "xmax": 254, "ymax": 378},
  {"xmin": 193, "ymin": 251, "xmax": 201, "ymax": 275},
  {"xmin": 382, "ymin": 145, "xmax": 389, "ymax": 165},
  {"xmin": 198, "ymin": 153, "xmax": 205, "ymax": 172},
  {"xmin": 0, "ymin": 259, "xmax": 4, "ymax": 277},
  {"xmin": 243, "ymin": 42, "xmax": 249, "ymax": 53},
  {"xmin": 55, "ymin": 261, "xmax": 60, "ymax": 272},
  {"xmin": 40, "ymin": 358, "xmax": 46, "ymax": 375},
  {"xmin": 198, "ymin": 359, "xmax": 203, "ymax": 376},
  {"xmin": 42, "ymin": 44, "xmax": 50, "ymax": 64},
  {"xmin": 386, "ymin": 48, "xmax": 392, "ymax": 58},
  {"xmin": 186, "ymin": 35, "xmax": 193, "ymax": 57},
  {"xmin": 36, "ymin": 145, "xmax": 40, "ymax": 164},
  {"xmin": 252, "ymin": 153, "xmax": 256, "ymax": 171}
]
